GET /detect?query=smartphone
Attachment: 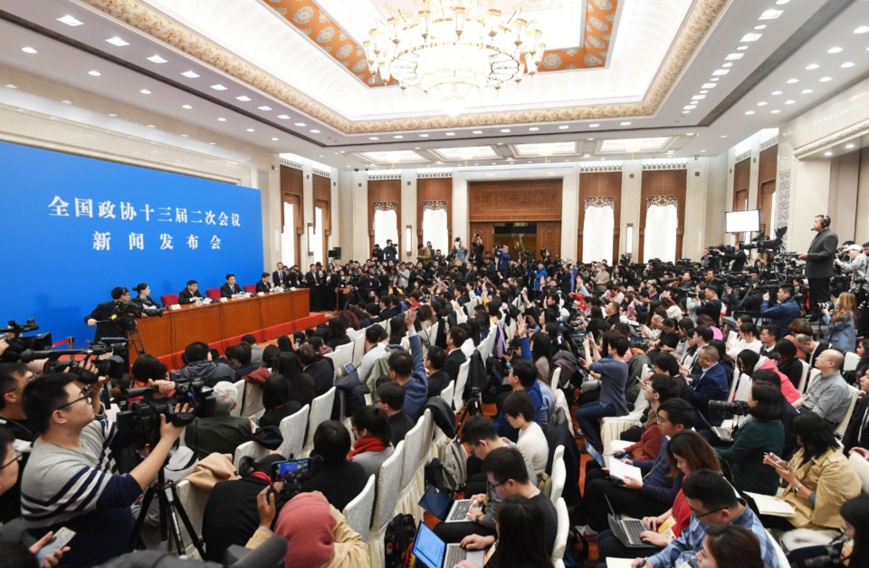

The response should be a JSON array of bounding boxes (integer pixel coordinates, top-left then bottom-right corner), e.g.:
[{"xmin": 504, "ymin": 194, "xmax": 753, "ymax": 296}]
[
  {"xmin": 36, "ymin": 527, "xmax": 76, "ymax": 565},
  {"xmin": 270, "ymin": 457, "xmax": 314, "ymax": 482},
  {"xmin": 344, "ymin": 362, "xmax": 357, "ymax": 375}
]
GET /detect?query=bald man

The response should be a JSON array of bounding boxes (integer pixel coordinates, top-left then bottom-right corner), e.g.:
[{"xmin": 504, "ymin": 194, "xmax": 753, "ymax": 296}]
[{"xmin": 804, "ymin": 349, "xmax": 852, "ymax": 426}]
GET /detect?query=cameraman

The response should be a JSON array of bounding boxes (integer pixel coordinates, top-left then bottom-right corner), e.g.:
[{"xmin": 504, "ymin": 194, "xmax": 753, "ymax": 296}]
[
  {"xmin": 760, "ymin": 285, "xmax": 801, "ymax": 332},
  {"xmin": 836, "ymin": 243, "xmax": 869, "ymax": 337},
  {"xmin": 694, "ymin": 285, "xmax": 723, "ymax": 327},
  {"xmin": 797, "ymin": 214, "xmax": 839, "ymax": 320},
  {"xmin": 84, "ymin": 286, "xmax": 133, "ymax": 342},
  {"xmin": 21, "ymin": 373, "xmax": 185, "ymax": 567},
  {"xmin": 0, "ymin": 363, "xmax": 36, "ymax": 523}
]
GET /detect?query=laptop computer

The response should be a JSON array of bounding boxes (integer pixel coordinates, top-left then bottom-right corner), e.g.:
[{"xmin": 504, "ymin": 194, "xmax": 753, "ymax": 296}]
[
  {"xmin": 586, "ymin": 445, "xmax": 643, "ymax": 483},
  {"xmin": 605, "ymin": 495, "xmax": 650, "ymax": 548},
  {"xmin": 412, "ymin": 522, "xmax": 485, "ymax": 568},
  {"xmin": 419, "ymin": 485, "xmax": 476, "ymax": 523}
]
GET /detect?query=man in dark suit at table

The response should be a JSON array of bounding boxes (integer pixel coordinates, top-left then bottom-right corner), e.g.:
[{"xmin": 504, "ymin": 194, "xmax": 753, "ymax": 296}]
[
  {"xmin": 272, "ymin": 262, "xmax": 288, "ymax": 288},
  {"xmin": 255, "ymin": 272, "xmax": 273, "ymax": 293},
  {"xmin": 220, "ymin": 274, "xmax": 243, "ymax": 298},
  {"xmin": 178, "ymin": 279, "xmax": 205, "ymax": 304}
]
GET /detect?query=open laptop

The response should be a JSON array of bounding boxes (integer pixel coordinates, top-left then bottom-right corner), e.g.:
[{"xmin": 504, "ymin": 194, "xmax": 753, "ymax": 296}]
[
  {"xmin": 419, "ymin": 485, "xmax": 475, "ymax": 523},
  {"xmin": 412, "ymin": 522, "xmax": 485, "ymax": 568},
  {"xmin": 586, "ymin": 445, "xmax": 643, "ymax": 483},
  {"xmin": 605, "ymin": 495, "xmax": 649, "ymax": 548}
]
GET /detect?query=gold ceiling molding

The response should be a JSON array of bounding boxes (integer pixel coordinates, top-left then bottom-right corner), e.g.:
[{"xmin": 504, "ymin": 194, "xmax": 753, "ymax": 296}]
[
  {"xmin": 792, "ymin": 117, "xmax": 869, "ymax": 158},
  {"xmin": 81, "ymin": 0, "xmax": 727, "ymax": 134},
  {"xmin": 266, "ymin": 0, "xmax": 620, "ymax": 87}
]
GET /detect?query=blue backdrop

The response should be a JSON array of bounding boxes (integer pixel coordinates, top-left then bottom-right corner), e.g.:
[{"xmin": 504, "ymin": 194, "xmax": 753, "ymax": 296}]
[{"xmin": 0, "ymin": 140, "xmax": 264, "ymax": 347}]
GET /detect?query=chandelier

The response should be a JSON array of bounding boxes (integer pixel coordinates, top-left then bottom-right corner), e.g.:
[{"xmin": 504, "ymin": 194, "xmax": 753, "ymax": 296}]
[{"xmin": 365, "ymin": 0, "xmax": 546, "ymax": 117}]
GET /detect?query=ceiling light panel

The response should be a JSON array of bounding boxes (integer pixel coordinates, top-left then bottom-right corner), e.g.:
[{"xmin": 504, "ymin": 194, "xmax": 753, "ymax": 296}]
[
  {"xmin": 758, "ymin": 9, "xmax": 783, "ymax": 20},
  {"xmin": 57, "ymin": 15, "xmax": 84, "ymax": 26},
  {"xmin": 514, "ymin": 142, "xmax": 576, "ymax": 157},
  {"xmin": 106, "ymin": 37, "xmax": 129, "ymax": 46},
  {"xmin": 600, "ymin": 137, "xmax": 670, "ymax": 153},
  {"xmin": 147, "ymin": 55, "xmax": 168, "ymax": 63},
  {"xmin": 360, "ymin": 150, "xmax": 425, "ymax": 163},
  {"xmin": 433, "ymin": 146, "xmax": 498, "ymax": 160}
]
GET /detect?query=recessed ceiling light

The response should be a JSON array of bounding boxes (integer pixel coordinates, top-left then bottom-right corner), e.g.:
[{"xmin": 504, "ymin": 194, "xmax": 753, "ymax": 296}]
[
  {"xmin": 271, "ymin": 137, "xmax": 279, "ymax": 141},
  {"xmin": 711, "ymin": 78, "xmax": 720, "ymax": 82},
  {"xmin": 295, "ymin": 123, "xmax": 306, "ymax": 127},
  {"xmin": 785, "ymin": 100, "xmax": 796, "ymax": 104},
  {"xmin": 139, "ymin": 89, "xmax": 151, "ymax": 95},
  {"xmin": 310, "ymin": 130, "xmax": 321, "ymax": 134},
  {"xmin": 209, "ymin": 142, "xmax": 216, "ymax": 145},
  {"xmin": 589, "ymin": 123, "xmax": 600, "ymax": 128},
  {"xmin": 819, "ymin": 76, "xmax": 832, "ymax": 82},
  {"xmin": 720, "ymin": 135, "xmax": 727, "ymax": 138},
  {"xmin": 61, "ymin": 100, "xmax": 72, "ymax": 105},
  {"xmin": 740, "ymin": 33, "xmax": 762, "ymax": 42},
  {"xmin": 841, "ymin": 62, "xmax": 855, "ymax": 68},
  {"xmin": 682, "ymin": 110, "xmax": 691, "ymax": 114},
  {"xmin": 277, "ymin": 114, "xmax": 290, "ymax": 120},
  {"xmin": 146, "ymin": 124, "xmax": 156, "ymax": 128},
  {"xmin": 801, "ymin": 89, "xmax": 813, "ymax": 94},
  {"xmin": 737, "ymin": 45, "xmax": 749, "ymax": 51},
  {"xmin": 824, "ymin": 151, "xmax": 833, "ymax": 156},
  {"xmin": 620, "ymin": 121, "xmax": 632, "ymax": 126},
  {"xmin": 181, "ymin": 70, "xmax": 200, "ymax": 78},
  {"xmin": 771, "ymin": 90, "xmax": 782, "ymax": 95},
  {"xmin": 415, "ymin": 147, "xmax": 421, "ymax": 150},
  {"xmin": 757, "ymin": 101, "xmax": 768, "ymax": 106},
  {"xmin": 725, "ymin": 53, "xmax": 744, "ymax": 61},
  {"xmin": 584, "ymin": 153, "xmax": 591, "ymax": 158},
  {"xmin": 846, "ymin": 143, "xmax": 856, "ymax": 149},
  {"xmin": 692, "ymin": 95, "xmax": 706, "ymax": 101},
  {"xmin": 210, "ymin": 84, "xmax": 228, "ymax": 91},
  {"xmin": 182, "ymin": 104, "xmax": 192, "ymax": 109},
  {"xmin": 827, "ymin": 47, "xmax": 843, "ymax": 54},
  {"xmin": 529, "ymin": 127, "xmax": 539, "ymax": 132},
  {"xmin": 722, "ymin": 63, "xmax": 733, "ymax": 68},
  {"xmin": 745, "ymin": 110, "xmax": 755, "ymax": 115},
  {"xmin": 754, "ymin": 24, "xmax": 767, "ymax": 30},
  {"xmin": 686, "ymin": 132, "xmax": 696, "ymax": 136},
  {"xmin": 472, "ymin": 130, "xmax": 483, "ymax": 134},
  {"xmin": 57, "ymin": 15, "xmax": 84, "ymax": 26},
  {"xmin": 702, "ymin": 83, "xmax": 717, "ymax": 89},
  {"xmin": 712, "ymin": 69, "xmax": 730, "ymax": 76},
  {"xmin": 684, "ymin": 105, "xmax": 697, "ymax": 110},
  {"xmin": 21, "ymin": 47, "xmax": 38, "ymax": 54},
  {"xmin": 786, "ymin": 78, "xmax": 799, "ymax": 84},
  {"xmin": 758, "ymin": 9, "xmax": 783, "ymax": 20},
  {"xmin": 559, "ymin": 125, "xmax": 570, "ymax": 130},
  {"xmin": 701, "ymin": 149, "xmax": 707, "ymax": 153},
  {"xmin": 854, "ymin": 26, "xmax": 869, "ymax": 34},
  {"xmin": 419, "ymin": 134, "xmax": 429, "ymax": 138},
  {"xmin": 106, "ymin": 36, "xmax": 129, "ymax": 47},
  {"xmin": 445, "ymin": 132, "xmax": 456, "ymax": 136},
  {"xmin": 107, "ymin": 113, "xmax": 116, "ymax": 117},
  {"xmin": 587, "ymin": 137, "xmax": 594, "ymax": 141},
  {"xmin": 235, "ymin": 95, "xmax": 251, "ymax": 102},
  {"xmin": 147, "ymin": 55, "xmax": 167, "ymax": 63},
  {"xmin": 369, "ymin": 136, "xmax": 379, "ymax": 140},
  {"xmin": 246, "ymin": 128, "xmax": 255, "ymax": 132},
  {"xmin": 500, "ymin": 129, "xmax": 511, "ymax": 133},
  {"xmin": 805, "ymin": 64, "xmax": 819, "ymax": 70},
  {"xmin": 180, "ymin": 134, "xmax": 189, "ymax": 138},
  {"xmin": 394, "ymin": 135, "xmax": 404, "ymax": 139},
  {"xmin": 258, "ymin": 105, "xmax": 272, "ymax": 111},
  {"xmin": 771, "ymin": 109, "xmax": 781, "ymax": 114},
  {"xmin": 775, "ymin": 0, "xmax": 790, "ymax": 4},
  {"xmin": 5, "ymin": 84, "xmax": 17, "ymax": 89},
  {"xmin": 217, "ymin": 117, "xmax": 226, "ymax": 122},
  {"xmin": 88, "ymin": 70, "xmax": 101, "ymax": 77}
]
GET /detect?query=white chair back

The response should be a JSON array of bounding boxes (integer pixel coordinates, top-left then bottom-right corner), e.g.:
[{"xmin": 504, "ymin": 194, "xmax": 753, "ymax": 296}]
[
  {"xmin": 233, "ymin": 440, "xmax": 269, "ymax": 467},
  {"xmin": 400, "ymin": 418, "xmax": 426, "ymax": 491},
  {"xmin": 549, "ymin": 453, "xmax": 566, "ymax": 504},
  {"xmin": 229, "ymin": 380, "xmax": 245, "ymax": 417},
  {"xmin": 768, "ymin": 529, "xmax": 790, "ymax": 568},
  {"xmin": 440, "ymin": 380, "xmax": 455, "ymax": 407},
  {"xmin": 454, "ymin": 360, "xmax": 471, "ymax": 411},
  {"xmin": 303, "ymin": 387, "xmax": 336, "ymax": 456},
  {"xmin": 848, "ymin": 453, "xmax": 869, "ymax": 494},
  {"xmin": 732, "ymin": 373, "xmax": 753, "ymax": 403},
  {"xmin": 175, "ymin": 480, "xmax": 208, "ymax": 554},
  {"xmin": 551, "ymin": 497, "xmax": 569, "ymax": 563},
  {"xmin": 241, "ymin": 382, "xmax": 263, "ymax": 418},
  {"xmin": 369, "ymin": 441, "xmax": 406, "ymax": 565},
  {"xmin": 844, "ymin": 351, "xmax": 860, "ymax": 372},
  {"xmin": 279, "ymin": 404, "xmax": 309, "ymax": 458},
  {"xmin": 417, "ymin": 409, "xmax": 435, "ymax": 472},
  {"xmin": 798, "ymin": 360, "xmax": 810, "ymax": 393},
  {"xmin": 835, "ymin": 386, "xmax": 860, "ymax": 437},
  {"xmin": 343, "ymin": 474, "xmax": 376, "ymax": 542},
  {"xmin": 801, "ymin": 368, "xmax": 820, "ymax": 394},
  {"xmin": 551, "ymin": 366, "xmax": 562, "ymax": 388},
  {"xmin": 352, "ymin": 331, "xmax": 367, "ymax": 366}
]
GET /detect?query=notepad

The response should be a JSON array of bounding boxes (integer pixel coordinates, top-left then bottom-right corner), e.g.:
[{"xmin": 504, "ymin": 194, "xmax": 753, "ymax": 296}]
[
  {"xmin": 606, "ymin": 559, "xmax": 635, "ymax": 568},
  {"xmin": 745, "ymin": 492, "xmax": 796, "ymax": 517},
  {"xmin": 606, "ymin": 458, "xmax": 643, "ymax": 483}
]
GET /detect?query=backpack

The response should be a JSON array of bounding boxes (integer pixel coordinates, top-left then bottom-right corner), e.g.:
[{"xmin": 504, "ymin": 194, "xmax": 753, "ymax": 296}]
[
  {"xmin": 439, "ymin": 439, "xmax": 468, "ymax": 493},
  {"xmin": 384, "ymin": 513, "xmax": 417, "ymax": 568},
  {"xmin": 424, "ymin": 457, "xmax": 461, "ymax": 496}
]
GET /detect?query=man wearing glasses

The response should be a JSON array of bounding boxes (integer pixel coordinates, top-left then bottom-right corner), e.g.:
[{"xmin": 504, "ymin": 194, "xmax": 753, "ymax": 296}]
[
  {"xmin": 0, "ymin": 362, "xmax": 37, "ymax": 523},
  {"xmin": 630, "ymin": 469, "xmax": 777, "ymax": 568},
  {"xmin": 20, "ymin": 373, "xmax": 186, "ymax": 567}
]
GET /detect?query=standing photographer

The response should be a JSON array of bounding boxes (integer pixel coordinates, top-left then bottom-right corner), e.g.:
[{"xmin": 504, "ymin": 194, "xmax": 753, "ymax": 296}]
[
  {"xmin": 84, "ymin": 286, "xmax": 134, "ymax": 342},
  {"xmin": 836, "ymin": 243, "xmax": 869, "ymax": 337},
  {"xmin": 21, "ymin": 373, "xmax": 186, "ymax": 567},
  {"xmin": 797, "ymin": 214, "xmax": 839, "ymax": 320}
]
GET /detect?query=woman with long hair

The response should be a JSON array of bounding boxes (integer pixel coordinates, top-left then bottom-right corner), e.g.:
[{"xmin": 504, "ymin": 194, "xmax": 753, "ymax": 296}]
[
  {"xmin": 717, "ymin": 382, "xmax": 786, "ymax": 494},
  {"xmin": 823, "ymin": 291, "xmax": 858, "ymax": 352},
  {"xmin": 762, "ymin": 412, "xmax": 863, "ymax": 532},
  {"xmin": 348, "ymin": 406, "xmax": 394, "ymax": 479},
  {"xmin": 325, "ymin": 317, "xmax": 350, "ymax": 350},
  {"xmin": 841, "ymin": 494, "xmax": 869, "ymax": 568},
  {"xmin": 275, "ymin": 352, "xmax": 315, "ymax": 408},
  {"xmin": 530, "ymin": 331, "xmax": 553, "ymax": 385},
  {"xmin": 696, "ymin": 525, "xmax": 764, "ymax": 568},
  {"xmin": 596, "ymin": 430, "xmax": 721, "ymax": 563}
]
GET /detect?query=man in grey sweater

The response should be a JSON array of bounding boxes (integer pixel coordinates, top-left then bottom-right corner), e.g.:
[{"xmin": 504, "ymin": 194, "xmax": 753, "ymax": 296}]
[{"xmin": 804, "ymin": 349, "xmax": 853, "ymax": 427}]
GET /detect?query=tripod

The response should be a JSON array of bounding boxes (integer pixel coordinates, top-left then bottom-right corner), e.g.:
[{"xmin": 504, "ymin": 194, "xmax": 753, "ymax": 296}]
[
  {"xmin": 455, "ymin": 388, "xmax": 483, "ymax": 433},
  {"xmin": 130, "ymin": 465, "xmax": 205, "ymax": 558}
]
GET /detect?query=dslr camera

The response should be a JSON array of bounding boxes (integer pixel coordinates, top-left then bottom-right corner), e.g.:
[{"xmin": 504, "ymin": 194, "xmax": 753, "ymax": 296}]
[{"xmin": 707, "ymin": 400, "xmax": 751, "ymax": 416}]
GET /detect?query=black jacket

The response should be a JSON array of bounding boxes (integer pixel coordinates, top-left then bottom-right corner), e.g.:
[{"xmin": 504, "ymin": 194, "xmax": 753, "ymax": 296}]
[
  {"xmin": 442, "ymin": 349, "xmax": 467, "ymax": 384},
  {"xmin": 805, "ymin": 229, "xmax": 839, "ymax": 279},
  {"xmin": 255, "ymin": 280, "xmax": 273, "ymax": 293},
  {"xmin": 843, "ymin": 396, "xmax": 869, "ymax": 454},
  {"xmin": 178, "ymin": 288, "xmax": 204, "ymax": 304},
  {"xmin": 84, "ymin": 301, "xmax": 129, "ymax": 342},
  {"xmin": 305, "ymin": 358, "xmax": 335, "ymax": 396},
  {"xmin": 301, "ymin": 461, "xmax": 368, "ymax": 511},
  {"xmin": 220, "ymin": 283, "xmax": 243, "ymax": 298}
]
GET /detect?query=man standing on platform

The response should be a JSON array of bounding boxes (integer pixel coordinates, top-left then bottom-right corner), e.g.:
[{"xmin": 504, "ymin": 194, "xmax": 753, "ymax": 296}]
[
  {"xmin": 272, "ymin": 262, "xmax": 288, "ymax": 288},
  {"xmin": 178, "ymin": 279, "xmax": 205, "ymax": 304},
  {"xmin": 220, "ymin": 274, "xmax": 244, "ymax": 298},
  {"xmin": 85, "ymin": 287, "xmax": 133, "ymax": 343},
  {"xmin": 798, "ymin": 214, "xmax": 838, "ymax": 321}
]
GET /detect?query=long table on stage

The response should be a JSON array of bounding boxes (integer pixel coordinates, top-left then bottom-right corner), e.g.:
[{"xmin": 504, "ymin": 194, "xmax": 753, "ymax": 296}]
[{"xmin": 133, "ymin": 289, "xmax": 320, "ymax": 368}]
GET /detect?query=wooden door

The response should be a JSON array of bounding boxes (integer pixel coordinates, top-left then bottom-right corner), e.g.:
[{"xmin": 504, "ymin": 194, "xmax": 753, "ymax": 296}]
[
  {"xmin": 470, "ymin": 223, "xmax": 494, "ymax": 258},
  {"xmin": 537, "ymin": 222, "xmax": 561, "ymax": 257}
]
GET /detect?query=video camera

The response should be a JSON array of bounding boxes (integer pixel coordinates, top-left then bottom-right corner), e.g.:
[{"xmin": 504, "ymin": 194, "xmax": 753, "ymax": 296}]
[
  {"xmin": 707, "ymin": 399, "xmax": 751, "ymax": 416},
  {"xmin": 117, "ymin": 379, "xmax": 216, "ymax": 438},
  {"xmin": 20, "ymin": 339, "xmax": 128, "ymax": 381},
  {"xmin": 0, "ymin": 319, "xmax": 53, "ymax": 362}
]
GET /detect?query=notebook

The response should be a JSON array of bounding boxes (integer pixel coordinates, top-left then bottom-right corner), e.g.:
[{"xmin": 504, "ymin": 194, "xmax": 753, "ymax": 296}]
[
  {"xmin": 411, "ymin": 522, "xmax": 485, "ymax": 568},
  {"xmin": 745, "ymin": 492, "xmax": 796, "ymax": 517}
]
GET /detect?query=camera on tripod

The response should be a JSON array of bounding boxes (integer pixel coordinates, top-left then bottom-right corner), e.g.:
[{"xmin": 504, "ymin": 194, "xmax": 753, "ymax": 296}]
[
  {"xmin": 0, "ymin": 319, "xmax": 53, "ymax": 362},
  {"xmin": 117, "ymin": 379, "xmax": 216, "ymax": 438},
  {"xmin": 707, "ymin": 400, "xmax": 751, "ymax": 416},
  {"xmin": 20, "ymin": 340, "xmax": 128, "ymax": 381}
]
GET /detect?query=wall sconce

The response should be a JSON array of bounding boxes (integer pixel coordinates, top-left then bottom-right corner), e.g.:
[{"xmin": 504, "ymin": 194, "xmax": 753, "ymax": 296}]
[
  {"xmin": 307, "ymin": 223, "xmax": 314, "ymax": 256},
  {"xmin": 626, "ymin": 223, "xmax": 634, "ymax": 255},
  {"xmin": 405, "ymin": 225, "xmax": 412, "ymax": 256}
]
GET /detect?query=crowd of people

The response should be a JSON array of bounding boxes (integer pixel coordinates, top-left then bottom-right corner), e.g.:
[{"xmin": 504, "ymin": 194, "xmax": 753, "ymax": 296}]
[{"xmin": 1, "ymin": 217, "xmax": 869, "ymax": 568}]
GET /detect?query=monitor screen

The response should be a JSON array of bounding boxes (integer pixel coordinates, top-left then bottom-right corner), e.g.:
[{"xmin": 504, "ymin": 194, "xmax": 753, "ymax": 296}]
[{"xmin": 725, "ymin": 210, "xmax": 760, "ymax": 233}]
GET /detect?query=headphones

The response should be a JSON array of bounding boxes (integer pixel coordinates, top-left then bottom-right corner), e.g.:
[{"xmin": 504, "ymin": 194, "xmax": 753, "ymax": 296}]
[{"xmin": 819, "ymin": 215, "xmax": 831, "ymax": 229}]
